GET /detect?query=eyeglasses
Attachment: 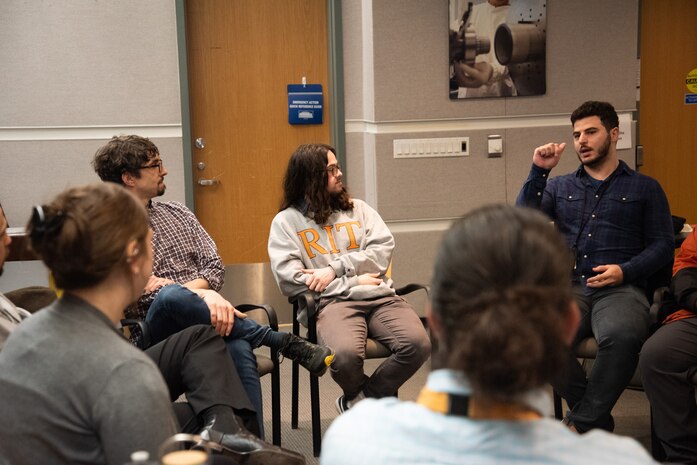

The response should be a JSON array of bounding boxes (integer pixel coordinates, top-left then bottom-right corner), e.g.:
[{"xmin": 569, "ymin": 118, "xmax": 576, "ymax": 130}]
[
  {"xmin": 138, "ymin": 160, "xmax": 163, "ymax": 173},
  {"xmin": 326, "ymin": 164, "xmax": 342, "ymax": 176}
]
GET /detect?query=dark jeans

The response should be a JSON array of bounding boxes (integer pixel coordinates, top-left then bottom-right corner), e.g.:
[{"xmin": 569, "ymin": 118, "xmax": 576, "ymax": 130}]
[
  {"xmin": 553, "ymin": 284, "xmax": 650, "ymax": 432},
  {"xmin": 640, "ymin": 317, "xmax": 697, "ymax": 464},
  {"xmin": 145, "ymin": 284, "xmax": 272, "ymax": 437},
  {"xmin": 145, "ymin": 325, "xmax": 258, "ymax": 436}
]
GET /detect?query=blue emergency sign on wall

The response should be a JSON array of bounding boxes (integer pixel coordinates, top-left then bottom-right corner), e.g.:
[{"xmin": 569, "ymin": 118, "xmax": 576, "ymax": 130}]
[{"xmin": 288, "ymin": 83, "xmax": 323, "ymax": 125}]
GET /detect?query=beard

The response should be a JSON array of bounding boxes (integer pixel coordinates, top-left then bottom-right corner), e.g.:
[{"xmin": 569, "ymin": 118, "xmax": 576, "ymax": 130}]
[{"xmin": 577, "ymin": 133, "xmax": 611, "ymax": 169}]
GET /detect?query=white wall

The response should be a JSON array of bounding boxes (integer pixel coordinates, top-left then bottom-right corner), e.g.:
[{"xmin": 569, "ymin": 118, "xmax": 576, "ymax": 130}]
[{"xmin": 0, "ymin": 0, "xmax": 185, "ymax": 291}]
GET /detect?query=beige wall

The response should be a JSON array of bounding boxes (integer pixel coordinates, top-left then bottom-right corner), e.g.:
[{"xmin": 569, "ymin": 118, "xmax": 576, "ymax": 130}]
[
  {"xmin": 342, "ymin": 0, "xmax": 640, "ymax": 286},
  {"xmin": 0, "ymin": 0, "xmax": 185, "ymax": 292},
  {"xmin": 0, "ymin": 0, "xmax": 641, "ymax": 308}
]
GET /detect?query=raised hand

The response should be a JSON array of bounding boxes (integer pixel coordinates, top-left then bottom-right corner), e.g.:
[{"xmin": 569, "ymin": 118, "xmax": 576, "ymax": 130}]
[{"xmin": 532, "ymin": 142, "xmax": 566, "ymax": 170}]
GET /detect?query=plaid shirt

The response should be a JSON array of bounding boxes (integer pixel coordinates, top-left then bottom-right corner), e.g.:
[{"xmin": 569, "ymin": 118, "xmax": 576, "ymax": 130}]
[
  {"xmin": 516, "ymin": 161, "xmax": 674, "ymax": 290},
  {"xmin": 125, "ymin": 201, "xmax": 225, "ymax": 320}
]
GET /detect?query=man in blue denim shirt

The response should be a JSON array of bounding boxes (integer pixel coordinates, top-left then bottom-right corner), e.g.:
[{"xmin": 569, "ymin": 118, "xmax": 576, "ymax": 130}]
[{"xmin": 516, "ymin": 101, "xmax": 674, "ymax": 433}]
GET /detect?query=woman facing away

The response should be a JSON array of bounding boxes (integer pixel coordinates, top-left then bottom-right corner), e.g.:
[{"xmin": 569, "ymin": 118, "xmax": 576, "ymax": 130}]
[
  {"xmin": 0, "ymin": 183, "xmax": 303, "ymax": 465},
  {"xmin": 320, "ymin": 204, "xmax": 657, "ymax": 465}
]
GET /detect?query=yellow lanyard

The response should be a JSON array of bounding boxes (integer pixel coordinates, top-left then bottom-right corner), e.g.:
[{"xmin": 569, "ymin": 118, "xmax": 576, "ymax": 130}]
[{"xmin": 417, "ymin": 387, "xmax": 541, "ymax": 421}]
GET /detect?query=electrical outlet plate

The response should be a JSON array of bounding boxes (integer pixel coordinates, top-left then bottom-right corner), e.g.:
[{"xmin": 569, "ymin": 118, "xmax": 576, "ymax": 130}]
[{"xmin": 393, "ymin": 137, "xmax": 469, "ymax": 158}]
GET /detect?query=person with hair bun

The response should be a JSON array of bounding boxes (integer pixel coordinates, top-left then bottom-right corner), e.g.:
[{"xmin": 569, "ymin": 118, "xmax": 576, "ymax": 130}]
[
  {"xmin": 0, "ymin": 184, "xmax": 303, "ymax": 465},
  {"xmin": 320, "ymin": 204, "xmax": 657, "ymax": 465}
]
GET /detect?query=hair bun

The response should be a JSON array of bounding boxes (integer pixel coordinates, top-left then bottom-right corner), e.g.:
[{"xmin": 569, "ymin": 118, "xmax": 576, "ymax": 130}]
[{"xmin": 30, "ymin": 205, "xmax": 66, "ymax": 241}]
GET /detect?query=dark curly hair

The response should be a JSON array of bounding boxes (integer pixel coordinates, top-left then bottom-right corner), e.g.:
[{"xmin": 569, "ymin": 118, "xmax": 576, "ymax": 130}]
[
  {"xmin": 431, "ymin": 204, "xmax": 574, "ymax": 401},
  {"xmin": 570, "ymin": 101, "xmax": 619, "ymax": 133},
  {"xmin": 280, "ymin": 143, "xmax": 353, "ymax": 225},
  {"xmin": 92, "ymin": 135, "xmax": 160, "ymax": 184}
]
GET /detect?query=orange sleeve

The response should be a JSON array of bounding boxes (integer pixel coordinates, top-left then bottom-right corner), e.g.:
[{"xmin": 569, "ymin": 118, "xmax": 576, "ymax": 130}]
[{"xmin": 673, "ymin": 229, "xmax": 697, "ymax": 276}]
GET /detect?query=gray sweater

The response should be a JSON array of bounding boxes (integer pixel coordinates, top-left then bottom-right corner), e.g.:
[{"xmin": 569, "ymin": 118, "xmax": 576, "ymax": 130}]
[
  {"xmin": 0, "ymin": 294, "xmax": 178, "ymax": 465},
  {"xmin": 268, "ymin": 199, "xmax": 397, "ymax": 298}
]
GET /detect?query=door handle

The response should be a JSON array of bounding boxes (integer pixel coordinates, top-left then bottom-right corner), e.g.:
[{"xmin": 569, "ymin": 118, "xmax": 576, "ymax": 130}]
[{"xmin": 197, "ymin": 179, "xmax": 220, "ymax": 186}]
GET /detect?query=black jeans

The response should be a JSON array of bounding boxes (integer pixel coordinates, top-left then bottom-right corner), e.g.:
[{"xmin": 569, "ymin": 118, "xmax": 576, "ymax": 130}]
[
  {"xmin": 553, "ymin": 285, "xmax": 649, "ymax": 432},
  {"xmin": 640, "ymin": 317, "xmax": 697, "ymax": 464}
]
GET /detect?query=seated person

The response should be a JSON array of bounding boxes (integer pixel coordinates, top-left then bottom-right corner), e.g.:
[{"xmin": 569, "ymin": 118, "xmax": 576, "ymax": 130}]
[
  {"xmin": 320, "ymin": 204, "xmax": 657, "ymax": 464},
  {"xmin": 0, "ymin": 184, "xmax": 303, "ymax": 465},
  {"xmin": 92, "ymin": 135, "xmax": 333, "ymax": 436},
  {"xmin": 268, "ymin": 143, "xmax": 431, "ymax": 412},
  {"xmin": 639, "ymin": 227, "xmax": 697, "ymax": 464}
]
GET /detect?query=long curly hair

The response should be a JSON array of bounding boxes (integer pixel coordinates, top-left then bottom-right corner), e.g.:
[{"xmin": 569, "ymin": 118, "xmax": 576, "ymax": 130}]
[{"xmin": 280, "ymin": 143, "xmax": 353, "ymax": 225}]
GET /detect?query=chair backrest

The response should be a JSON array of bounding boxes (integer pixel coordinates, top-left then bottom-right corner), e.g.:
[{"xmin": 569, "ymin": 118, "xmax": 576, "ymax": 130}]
[{"xmin": 4, "ymin": 286, "xmax": 57, "ymax": 313}]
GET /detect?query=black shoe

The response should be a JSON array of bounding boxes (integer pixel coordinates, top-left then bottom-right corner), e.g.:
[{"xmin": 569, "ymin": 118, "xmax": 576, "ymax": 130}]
[
  {"xmin": 280, "ymin": 334, "xmax": 334, "ymax": 377},
  {"xmin": 200, "ymin": 428, "xmax": 305, "ymax": 465}
]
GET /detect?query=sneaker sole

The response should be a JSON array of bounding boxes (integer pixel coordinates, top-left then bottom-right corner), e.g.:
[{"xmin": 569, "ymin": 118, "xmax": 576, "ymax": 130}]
[{"xmin": 335, "ymin": 395, "xmax": 347, "ymax": 414}]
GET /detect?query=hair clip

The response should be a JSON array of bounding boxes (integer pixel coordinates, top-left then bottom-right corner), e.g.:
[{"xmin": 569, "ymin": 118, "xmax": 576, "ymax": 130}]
[
  {"xmin": 31, "ymin": 205, "xmax": 47, "ymax": 235},
  {"xmin": 31, "ymin": 205, "xmax": 65, "ymax": 238}
]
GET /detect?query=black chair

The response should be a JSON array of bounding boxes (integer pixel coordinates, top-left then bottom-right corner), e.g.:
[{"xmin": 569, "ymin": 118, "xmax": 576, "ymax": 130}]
[{"xmin": 289, "ymin": 283, "xmax": 430, "ymax": 457}]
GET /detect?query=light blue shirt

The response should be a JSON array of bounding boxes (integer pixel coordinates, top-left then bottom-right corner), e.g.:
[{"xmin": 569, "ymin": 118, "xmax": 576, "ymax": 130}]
[{"xmin": 320, "ymin": 370, "xmax": 656, "ymax": 465}]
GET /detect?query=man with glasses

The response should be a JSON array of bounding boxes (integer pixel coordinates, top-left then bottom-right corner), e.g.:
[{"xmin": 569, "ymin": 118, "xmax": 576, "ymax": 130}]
[
  {"xmin": 92, "ymin": 135, "xmax": 334, "ymax": 438},
  {"xmin": 268, "ymin": 143, "xmax": 431, "ymax": 413}
]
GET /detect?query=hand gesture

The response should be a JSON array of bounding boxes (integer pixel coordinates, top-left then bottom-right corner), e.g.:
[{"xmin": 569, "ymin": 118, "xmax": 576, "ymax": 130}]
[
  {"xmin": 302, "ymin": 266, "xmax": 337, "ymax": 293},
  {"xmin": 586, "ymin": 264, "xmax": 624, "ymax": 289},
  {"xmin": 198, "ymin": 289, "xmax": 236, "ymax": 336},
  {"xmin": 532, "ymin": 142, "xmax": 566, "ymax": 170},
  {"xmin": 143, "ymin": 276, "xmax": 176, "ymax": 293}
]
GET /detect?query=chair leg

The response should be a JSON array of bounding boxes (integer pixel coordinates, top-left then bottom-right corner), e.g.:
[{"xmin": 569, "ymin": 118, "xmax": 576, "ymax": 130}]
[
  {"xmin": 291, "ymin": 318, "xmax": 300, "ymax": 429},
  {"xmin": 310, "ymin": 373, "xmax": 321, "ymax": 457},
  {"xmin": 307, "ymin": 312, "xmax": 322, "ymax": 456},
  {"xmin": 271, "ymin": 348, "xmax": 281, "ymax": 446},
  {"xmin": 553, "ymin": 389, "xmax": 563, "ymax": 420}
]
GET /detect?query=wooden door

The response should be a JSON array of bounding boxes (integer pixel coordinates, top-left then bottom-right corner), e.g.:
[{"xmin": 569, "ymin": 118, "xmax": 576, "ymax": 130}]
[
  {"xmin": 640, "ymin": 0, "xmax": 697, "ymax": 222},
  {"xmin": 185, "ymin": 0, "xmax": 331, "ymax": 264}
]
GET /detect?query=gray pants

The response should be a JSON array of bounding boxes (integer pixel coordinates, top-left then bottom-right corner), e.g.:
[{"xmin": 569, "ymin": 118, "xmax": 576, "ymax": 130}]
[
  {"xmin": 640, "ymin": 317, "xmax": 697, "ymax": 464},
  {"xmin": 317, "ymin": 295, "xmax": 431, "ymax": 399},
  {"xmin": 554, "ymin": 284, "xmax": 650, "ymax": 432}
]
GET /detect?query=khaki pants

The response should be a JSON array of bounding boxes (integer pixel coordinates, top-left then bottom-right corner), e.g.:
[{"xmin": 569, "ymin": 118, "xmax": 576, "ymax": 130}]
[{"xmin": 317, "ymin": 295, "xmax": 431, "ymax": 399}]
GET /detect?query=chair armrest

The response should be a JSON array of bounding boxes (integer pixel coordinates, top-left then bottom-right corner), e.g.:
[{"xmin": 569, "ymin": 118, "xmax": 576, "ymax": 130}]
[
  {"xmin": 120, "ymin": 318, "xmax": 151, "ymax": 350},
  {"xmin": 395, "ymin": 283, "xmax": 430, "ymax": 298},
  {"xmin": 649, "ymin": 286, "xmax": 674, "ymax": 326},
  {"xmin": 236, "ymin": 303, "xmax": 279, "ymax": 331},
  {"xmin": 288, "ymin": 291, "xmax": 318, "ymax": 327}
]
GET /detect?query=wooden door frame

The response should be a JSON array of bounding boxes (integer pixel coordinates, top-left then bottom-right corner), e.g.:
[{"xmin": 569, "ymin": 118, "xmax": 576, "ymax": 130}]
[{"xmin": 174, "ymin": 0, "xmax": 346, "ymax": 211}]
